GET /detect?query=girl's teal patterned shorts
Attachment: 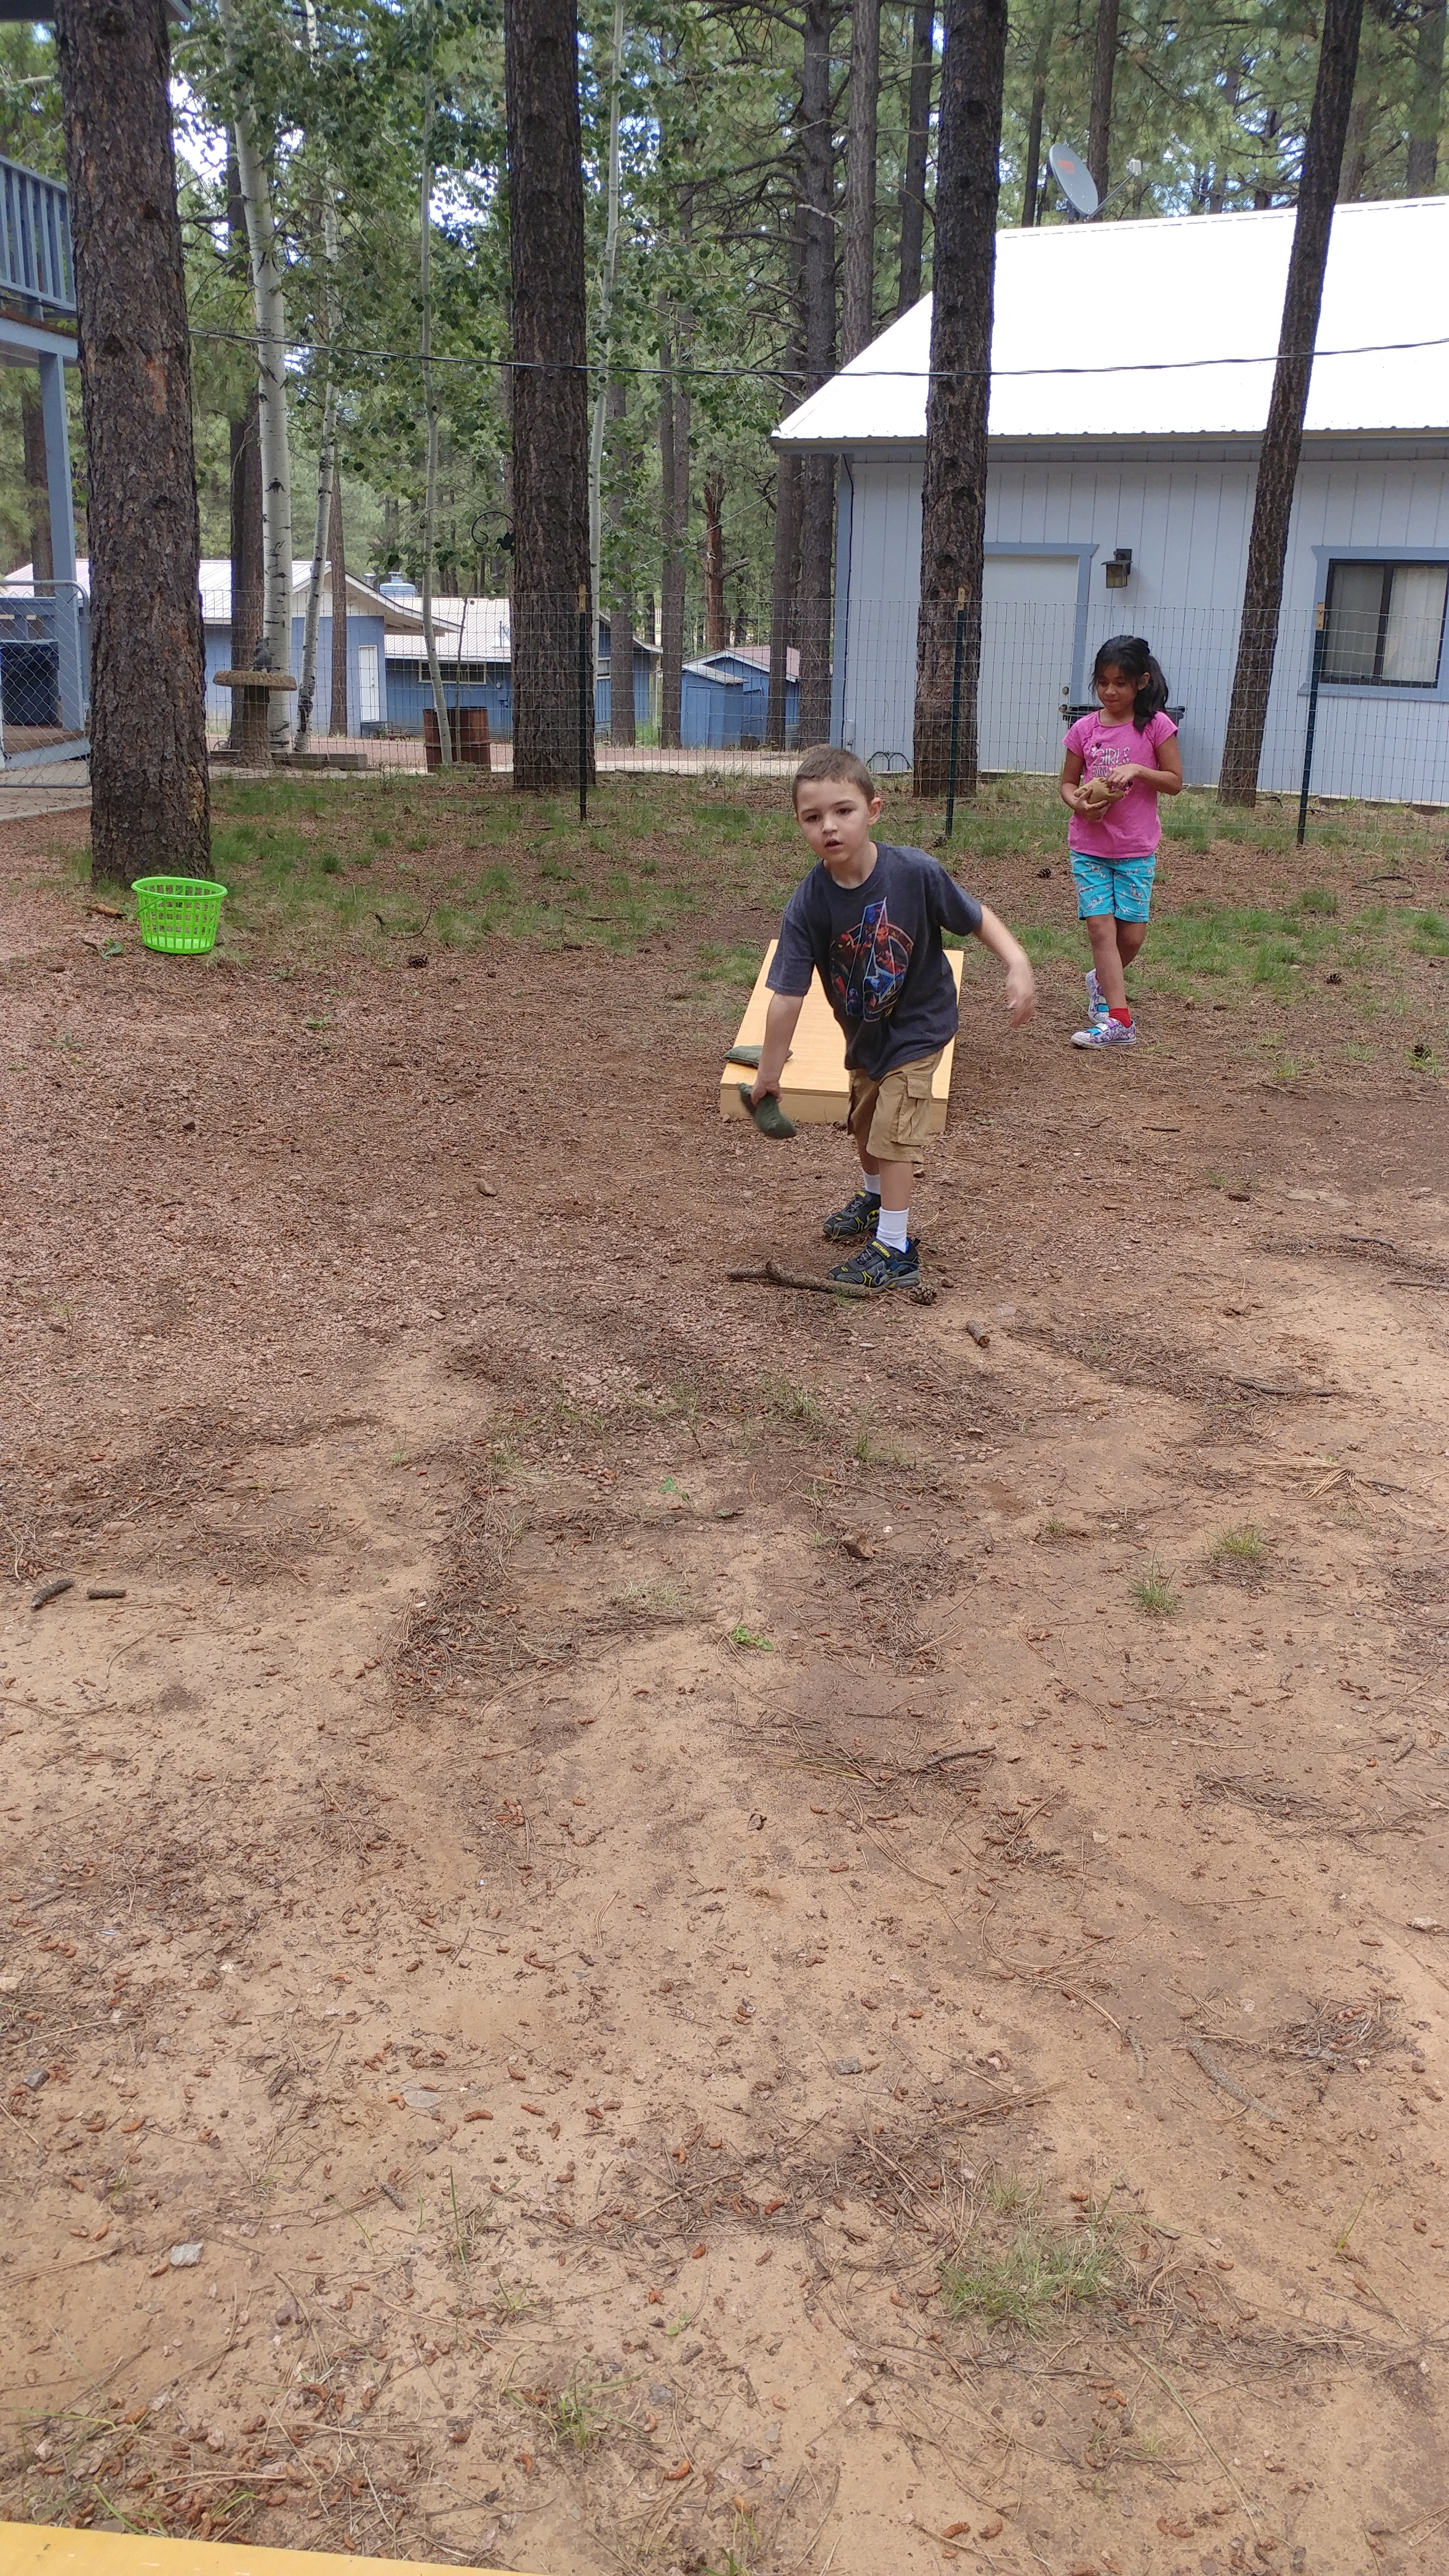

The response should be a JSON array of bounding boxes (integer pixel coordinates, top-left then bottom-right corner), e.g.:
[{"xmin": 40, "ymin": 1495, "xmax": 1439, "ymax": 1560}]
[{"xmin": 1070, "ymin": 854, "xmax": 1156, "ymax": 922}]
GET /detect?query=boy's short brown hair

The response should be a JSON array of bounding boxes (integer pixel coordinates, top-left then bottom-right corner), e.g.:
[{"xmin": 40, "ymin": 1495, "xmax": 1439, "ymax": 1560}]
[{"xmin": 792, "ymin": 744, "xmax": 879, "ymax": 806}]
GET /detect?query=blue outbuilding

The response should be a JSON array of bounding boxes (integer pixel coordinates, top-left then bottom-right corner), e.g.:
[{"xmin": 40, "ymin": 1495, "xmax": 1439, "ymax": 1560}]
[{"xmin": 681, "ymin": 644, "xmax": 798, "ymax": 749}]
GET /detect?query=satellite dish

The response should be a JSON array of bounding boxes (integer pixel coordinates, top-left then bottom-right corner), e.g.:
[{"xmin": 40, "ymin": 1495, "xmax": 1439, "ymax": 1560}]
[{"xmin": 1049, "ymin": 143, "xmax": 1099, "ymax": 220}]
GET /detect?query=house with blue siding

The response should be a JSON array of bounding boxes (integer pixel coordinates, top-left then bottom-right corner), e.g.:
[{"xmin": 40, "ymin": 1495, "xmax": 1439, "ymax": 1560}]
[
  {"xmin": 382, "ymin": 588, "xmax": 660, "ymax": 738},
  {"xmin": 197, "ymin": 562, "xmax": 429, "ymax": 734},
  {"xmin": 32, "ymin": 558, "xmax": 429, "ymax": 738},
  {"xmin": 777, "ymin": 198, "xmax": 1449, "ymax": 802}
]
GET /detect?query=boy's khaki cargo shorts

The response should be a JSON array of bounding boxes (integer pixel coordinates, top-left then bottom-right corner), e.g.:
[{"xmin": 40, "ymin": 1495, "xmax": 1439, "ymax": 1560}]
[{"xmin": 847, "ymin": 1049, "xmax": 943, "ymax": 1175}]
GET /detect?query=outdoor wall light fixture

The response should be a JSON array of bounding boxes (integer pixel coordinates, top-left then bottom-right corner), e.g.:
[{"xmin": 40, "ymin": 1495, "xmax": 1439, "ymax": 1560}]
[{"xmin": 1104, "ymin": 549, "xmax": 1133, "ymax": 588}]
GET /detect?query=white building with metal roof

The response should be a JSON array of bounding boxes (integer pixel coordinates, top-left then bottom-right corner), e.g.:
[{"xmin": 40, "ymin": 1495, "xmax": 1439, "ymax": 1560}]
[{"xmin": 777, "ymin": 197, "xmax": 1449, "ymax": 801}]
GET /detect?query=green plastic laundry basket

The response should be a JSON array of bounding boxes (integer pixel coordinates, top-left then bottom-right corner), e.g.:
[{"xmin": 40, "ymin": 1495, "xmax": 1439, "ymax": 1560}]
[{"xmin": 133, "ymin": 876, "xmax": 228, "ymax": 955}]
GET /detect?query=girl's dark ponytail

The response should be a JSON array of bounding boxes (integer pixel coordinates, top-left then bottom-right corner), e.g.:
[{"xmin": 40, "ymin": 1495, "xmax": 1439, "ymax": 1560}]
[{"xmin": 1093, "ymin": 633, "xmax": 1170, "ymax": 732}]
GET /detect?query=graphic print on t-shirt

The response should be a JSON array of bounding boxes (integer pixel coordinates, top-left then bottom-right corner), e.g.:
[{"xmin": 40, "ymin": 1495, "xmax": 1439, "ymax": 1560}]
[{"xmin": 832, "ymin": 898, "xmax": 914, "ymax": 1022}]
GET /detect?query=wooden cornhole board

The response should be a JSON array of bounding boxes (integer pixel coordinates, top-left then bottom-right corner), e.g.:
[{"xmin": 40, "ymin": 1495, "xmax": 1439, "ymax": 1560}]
[
  {"xmin": 718, "ymin": 941, "xmax": 963, "ymax": 1130},
  {"xmin": 0, "ymin": 2530, "xmax": 541, "ymax": 2576}
]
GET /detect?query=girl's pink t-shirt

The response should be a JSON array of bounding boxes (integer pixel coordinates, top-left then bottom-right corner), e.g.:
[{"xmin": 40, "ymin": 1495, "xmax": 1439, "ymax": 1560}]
[{"xmin": 1064, "ymin": 708, "xmax": 1178, "ymax": 859}]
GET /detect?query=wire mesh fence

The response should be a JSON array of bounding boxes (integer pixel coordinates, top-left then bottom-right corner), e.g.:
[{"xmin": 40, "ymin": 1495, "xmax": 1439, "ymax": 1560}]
[
  {"xmin": 0, "ymin": 580, "xmax": 88, "ymax": 772},
  {"xmin": 196, "ymin": 593, "xmax": 1449, "ymax": 812},
  {"xmin": 7, "ymin": 584, "xmax": 1447, "ymax": 811}
]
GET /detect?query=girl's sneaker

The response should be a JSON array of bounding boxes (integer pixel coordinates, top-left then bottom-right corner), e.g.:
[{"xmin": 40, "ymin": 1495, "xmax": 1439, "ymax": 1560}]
[
  {"xmin": 1071, "ymin": 1014, "xmax": 1135, "ymax": 1049},
  {"xmin": 1085, "ymin": 967, "xmax": 1109, "ymax": 1024}
]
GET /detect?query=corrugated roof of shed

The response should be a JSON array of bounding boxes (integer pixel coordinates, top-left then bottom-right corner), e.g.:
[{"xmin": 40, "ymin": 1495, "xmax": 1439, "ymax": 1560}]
[{"xmin": 776, "ymin": 198, "xmax": 1449, "ymax": 449}]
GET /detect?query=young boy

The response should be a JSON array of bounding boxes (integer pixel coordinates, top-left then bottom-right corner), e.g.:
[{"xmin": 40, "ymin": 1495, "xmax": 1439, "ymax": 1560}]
[{"xmin": 749, "ymin": 747, "xmax": 1035, "ymax": 1290}]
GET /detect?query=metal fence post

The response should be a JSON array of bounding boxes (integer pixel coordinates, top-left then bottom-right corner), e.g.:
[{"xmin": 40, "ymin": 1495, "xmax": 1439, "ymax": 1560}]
[
  {"xmin": 944, "ymin": 586, "xmax": 966, "ymax": 838},
  {"xmin": 577, "ymin": 585, "xmax": 589, "ymax": 825},
  {"xmin": 1296, "ymin": 600, "xmax": 1327, "ymax": 847}
]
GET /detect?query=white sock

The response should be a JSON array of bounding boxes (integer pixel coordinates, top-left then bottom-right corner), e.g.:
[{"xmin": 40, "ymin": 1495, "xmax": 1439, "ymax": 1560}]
[
  {"xmin": 860, "ymin": 1169, "xmax": 881, "ymax": 1199},
  {"xmin": 875, "ymin": 1205, "xmax": 910, "ymax": 1252}
]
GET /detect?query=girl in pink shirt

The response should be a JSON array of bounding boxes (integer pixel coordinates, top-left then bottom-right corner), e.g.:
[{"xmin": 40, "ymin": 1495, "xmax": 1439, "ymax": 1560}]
[{"xmin": 1059, "ymin": 635, "xmax": 1183, "ymax": 1049}]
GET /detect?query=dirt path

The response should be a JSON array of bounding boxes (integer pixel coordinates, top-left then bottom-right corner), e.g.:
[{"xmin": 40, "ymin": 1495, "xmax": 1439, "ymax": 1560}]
[{"xmin": 2, "ymin": 808, "xmax": 1448, "ymax": 2576}]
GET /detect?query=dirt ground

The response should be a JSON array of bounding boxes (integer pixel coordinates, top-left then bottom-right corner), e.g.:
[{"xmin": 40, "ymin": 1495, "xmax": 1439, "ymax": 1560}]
[{"xmin": 3, "ymin": 786, "xmax": 1449, "ymax": 2576}]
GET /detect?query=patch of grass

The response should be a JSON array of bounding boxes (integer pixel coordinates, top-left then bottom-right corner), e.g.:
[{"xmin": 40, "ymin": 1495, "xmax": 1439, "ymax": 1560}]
[
  {"xmin": 941, "ymin": 2197, "xmax": 1125, "ymax": 2331},
  {"xmin": 614, "ymin": 1580, "xmax": 693, "ymax": 1623},
  {"xmin": 1130, "ymin": 1559, "xmax": 1179, "ymax": 1618},
  {"xmin": 728, "ymin": 1622, "xmax": 774, "ymax": 1651},
  {"xmin": 536, "ymin": 2372, "xmax": 627, "ymax": 2452},
  {"xmin": 1210, "ymin": 1522, "xmax": 1268, "ymax": 1569},
  {"xmin": 1296, "ymin": 885, "xmax": 1339, "ymax": 916},
  {"xmin": 491, "ymin": 2275, "xmax": 541, "ymax": 2322},
  {"xmin": 761, "ymin": 1372, "xmax": 826, "ymax": 1430},
  {"xmin": 1411, "ymin": 909, "xmax": 1449, "ymax": 956},
  {"xmin": 695, "ymin": 939, "xmax": 762, "ymax": 990}
]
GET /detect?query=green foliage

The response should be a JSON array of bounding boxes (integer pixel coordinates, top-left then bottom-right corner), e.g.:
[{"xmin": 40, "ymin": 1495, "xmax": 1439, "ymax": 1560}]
[
  {"xmin": 1130, "ymin": 1560, "xmax": 1179, "ymax": 1618},
  {"xmin": 940, "ymin": 2189, "xmax": 1126, "ymax": 2331}
]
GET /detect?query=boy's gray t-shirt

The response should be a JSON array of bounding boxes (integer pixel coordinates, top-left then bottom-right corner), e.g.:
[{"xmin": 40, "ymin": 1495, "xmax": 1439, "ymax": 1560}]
[{"xmin": 766, "ymin": 841, "xmax": 983, "ymax": 1081}]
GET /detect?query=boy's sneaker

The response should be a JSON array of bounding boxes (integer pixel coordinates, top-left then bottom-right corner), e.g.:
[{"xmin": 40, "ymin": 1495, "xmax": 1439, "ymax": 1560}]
[
  {"xmin": 1085, "ymin": 967, "xmax": 1109, "ymax": 1024},
  {"xmin": 1070, "ymin": 1014, "xmax": 1135, "ymax": 1049},
  {"xmin": 822, "ymin": 1188, "xmax": 881, "ymax": 1240},
  {"xmin": 829, "ymin": 1235, "xmax": 922, "ymax": 1291}
]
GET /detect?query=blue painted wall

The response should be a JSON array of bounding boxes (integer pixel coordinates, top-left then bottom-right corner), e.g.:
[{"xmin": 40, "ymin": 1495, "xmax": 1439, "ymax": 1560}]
[
  {"xmin": 385, "ymin": 643, "xmax": 655, "ymax": 740},
  {"xmin": 681, "ymin": 656, "xmax": 797, "ymax": 749},
  {"xmin": 203, "ymin": 610, "xmax": 388, "ymax": 735}
]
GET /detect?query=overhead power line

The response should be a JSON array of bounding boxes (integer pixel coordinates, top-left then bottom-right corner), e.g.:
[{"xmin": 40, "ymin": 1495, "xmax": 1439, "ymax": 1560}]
[{"xmin": 188, "ymin": 316, "xmax": 1449, "ymax": 383}]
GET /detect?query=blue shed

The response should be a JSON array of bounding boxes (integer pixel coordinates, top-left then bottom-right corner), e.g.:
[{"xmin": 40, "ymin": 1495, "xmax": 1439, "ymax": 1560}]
[{"xmin": 682, "ymin": 644, "xmax": 797, "ymax": 748}]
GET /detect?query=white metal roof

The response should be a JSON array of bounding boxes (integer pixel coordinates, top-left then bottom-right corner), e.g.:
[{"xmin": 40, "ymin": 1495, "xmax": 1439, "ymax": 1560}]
[
  {"xmin": 384, "ymin": 601, "xmax": 665, "ymax": 662},
  {"xmin": 3, "ymin": 559, "xmax": 441, "ymax": 631},
  {"xmin": 776, "ymin": 198, "xmax": 1449, "ymax": 449},
  {"xmin": 384, "ymin": 597, "xmax": 510, "ymax": 661}
]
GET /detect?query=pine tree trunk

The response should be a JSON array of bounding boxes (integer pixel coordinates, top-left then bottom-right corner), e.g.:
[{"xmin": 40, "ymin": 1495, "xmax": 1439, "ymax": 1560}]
[
  {"xmin": 1336, "ymin": 84, "xmax": 1371, "ymax": 200},
  {"xmin": 55, "ymin": 0, "xmax": 209, "ymax": 884},
  {"xmin": 604, "ymin": 378, "xmax": 636, "ymax": 745},
  {"xmin": 1217, "ymin": 0, "xmax": 1363, "ymax": 807},
  {"xmin": 220, "ymin": 0, "xmax": 293, "ymax": 751},
  {"xmin": 797, "ymin": 0, "xmax": 836, "ymax": 747},
  {"xmin": 842, "ymin": 0, "xmax": 881, "ymax": 362},
  {"xmin": 505, "ymin": 0, "xmax": 593, "ymax": 792},
  {"xmin": 658, "ymin": 329, "xmax": 688, "ymax": 749},
  {"xmin": 1407, "ymin": 0, "xmax": 1444, "ymax": 193},
  {"xmin": 1087, "ymin": 0, "xmax": 1119, "ymax": 196},
  {"xmin": 702, "ymin": 468, "xmax": 726, "ymax": 651},
  {"xmin": 1021, "ymin": 79, "xmax": 1045, "ymax": 224},
  {"xmin": 225, "ymin": 148, "xmax": 263, "ymax": 753},
  {"xmin": 1253, "ymin": 107, "xmax": 1280, "ymax": 207},
  {"xmin": 766, "ymin": 452, "xmax": 799, "ymax": 750},
  {"xmin": 328, "ymin": 471, "xmax": 349, "ymax": 733},
  {"xmin": 419, "ymin": 67, "xmax": 453, "ymax": 766},
  {"xmin": 22, "ymin": 386, "xmax": 53, "ymax": 582},
  {"xmin": 588, "ymin": 0, "xmax": 625, "ymax": 706},
  {"xmin": 911, "ymin": 0, "xmax": 1006, "ymax": 799},
  {"xmin": 897, "ymin": 4, "xmax": 934, "ymax": 314},
  {"xmin": 228, "ymin": 395, "xmax": 265, "ymax": 753}
]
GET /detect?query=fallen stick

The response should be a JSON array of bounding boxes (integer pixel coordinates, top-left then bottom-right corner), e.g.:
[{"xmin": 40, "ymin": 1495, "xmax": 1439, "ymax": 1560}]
[
  {"xmin": 1185, "ymin": 2035, "xmax": 1275, "ymax": 2119},
  {"xmin": 728, "ymin": 1261, "xmax": 871, "ymax": 1299},
  {"xmin": 964, "ymin": 1320, "xmax": 990, "ymax": 1349},
  {"xmin": 1234, "ymin": 1378, "xmax": 1336, "ymax": 1399},
  {"xmin": 31, "ymin": 1577, "xmax": 73, "ymax": 1611},
  {"xmin": 906, "ymin": 1743, "xmax": 996, "ymax": 1776}
]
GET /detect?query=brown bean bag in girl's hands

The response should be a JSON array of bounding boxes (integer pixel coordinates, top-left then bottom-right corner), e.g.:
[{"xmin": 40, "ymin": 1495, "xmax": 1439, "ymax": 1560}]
[{"xmin": 1079, "ymin": 774, "xmax": 1116, "ymax": 816}]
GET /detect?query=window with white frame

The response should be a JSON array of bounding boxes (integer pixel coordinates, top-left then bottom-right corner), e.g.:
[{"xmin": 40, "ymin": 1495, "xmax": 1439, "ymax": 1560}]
[{"xmin": 1322, "ymin": 560, "xmax": 1448, "ymax": 687}]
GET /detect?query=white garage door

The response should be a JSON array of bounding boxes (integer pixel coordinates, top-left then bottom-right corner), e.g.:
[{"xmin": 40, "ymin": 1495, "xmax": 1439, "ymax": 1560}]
[{"xmin": 980, "ymin": 554, "xmax": 1080, "ymax": 775}]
